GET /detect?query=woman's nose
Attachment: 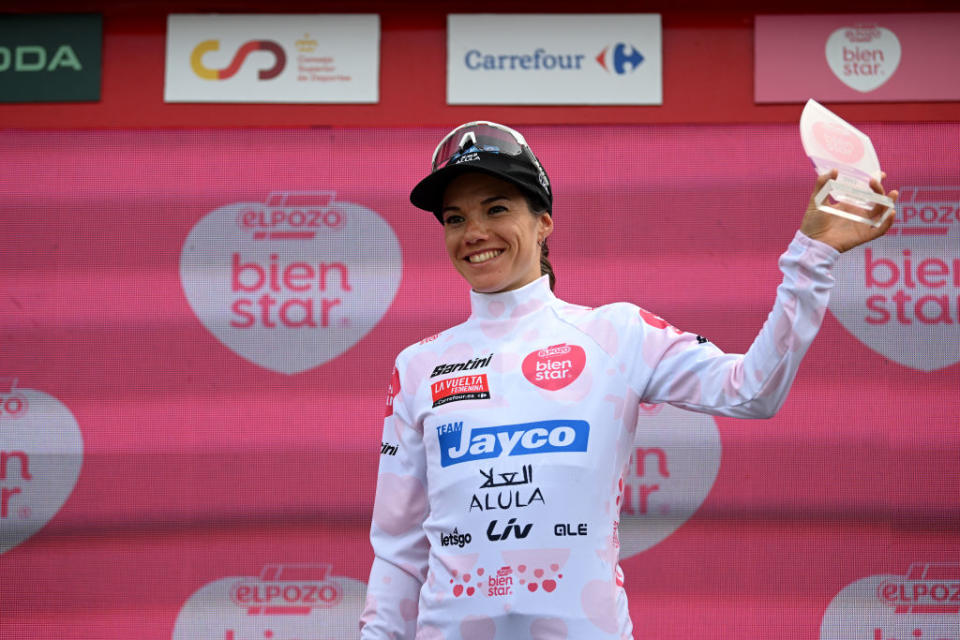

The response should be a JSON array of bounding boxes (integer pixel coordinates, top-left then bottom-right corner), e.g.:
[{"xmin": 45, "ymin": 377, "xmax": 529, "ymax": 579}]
[{"xmin": 463, "ymin": 216, "xmax": 489, "ymax": 242}]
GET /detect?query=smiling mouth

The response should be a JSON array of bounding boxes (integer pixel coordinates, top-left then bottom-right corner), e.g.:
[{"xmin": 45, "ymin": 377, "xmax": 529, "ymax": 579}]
[{"xmin": 467, "ymin": 249, "xmax": 504, "ymax": 264}]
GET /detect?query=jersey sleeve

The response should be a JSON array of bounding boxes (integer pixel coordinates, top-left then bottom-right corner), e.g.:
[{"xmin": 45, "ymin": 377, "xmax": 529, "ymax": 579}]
[
  {"xmin": 360, "ymin": 360, "xmax": 430, "ymax": 639},
  {"xmin": 628, "ymin": 231, "xmax": 839, "ymax": 418}
]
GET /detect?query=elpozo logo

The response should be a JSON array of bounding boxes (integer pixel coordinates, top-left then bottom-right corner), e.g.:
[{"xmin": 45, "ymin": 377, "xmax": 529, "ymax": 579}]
[
  {"xmin": 825, "ymin": 23, "xmax": 901, "ymax": 93},
  {"xmin": 447, "ymin": 14, "xmax": 662, "ymax": 105},
  {"xmin": 821, "ymin": 562, "xmax": 959, "ymax": 639},
  {"xmin": 165, "ymin": 14, "xmax": 379, "ymax": 103},
  {"xmin": 0, "ymin": 377, "xmax": 83, "ymax": 554},
  {"xmin": 179, "ymin": 191, "xmax": 402, "ymax": 374},
  {"xmin": 173, "ymin": 563, "xmax": 366, "ymax": 640},
  {"xmin": 827, "ymin": 186, "xmax": 960, "ymax": 372}
]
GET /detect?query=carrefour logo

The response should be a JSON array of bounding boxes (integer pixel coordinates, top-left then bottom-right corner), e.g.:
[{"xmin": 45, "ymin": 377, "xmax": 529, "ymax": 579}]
[
  {"xmin": 437, "ymin": 420, "xmax": 589, "ymax": 467},
  {"xmin": 596, "ymin": 42, "xmax": 645, "ymax": 74},
  {"xmin": 462, "ymin": 42, "xmax": 644, "ymax": 74},
  {"xmin": 190, "ymin": 39, "xmax": 286, "ymax": 80}
]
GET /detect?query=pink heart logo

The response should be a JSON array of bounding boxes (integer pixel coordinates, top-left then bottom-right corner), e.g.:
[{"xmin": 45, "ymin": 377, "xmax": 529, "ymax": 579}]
[{"xmin": 521, "ymin": 344, "xmax": 587, "ymax": 391}]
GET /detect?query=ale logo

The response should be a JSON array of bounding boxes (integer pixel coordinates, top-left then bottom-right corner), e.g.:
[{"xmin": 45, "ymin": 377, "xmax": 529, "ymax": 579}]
[
  {"xmin": 825, "ymin": 24, "xmax": 902, "ymax": 93},
  {"xmin": 522, "ymin": 344, "xmax": 586, "ymax": 391},
  {"xmin": 821, "ymin": 562, "xmax": 960, "ymax": 639},
  {"xmin": 173, "ymin": 563, "xmax": 366, "ymax": 640},
  {"xmin": 0, "ymin": 377, "xmax": 83, "ymax": 554},
  {"xmin": 827, "ymin": 187, "xmax": 960, "ymax": 372},
  {"xmin": 617, "ymin": 403, "xmax": 720, "ymax": 559},
  {"xmin": 191, "ymin": 39, "xmax": 286, "ymax": 81},
  {"xmin": 180, "ymin": 191, "xmax": 402, "ymax": 374}
]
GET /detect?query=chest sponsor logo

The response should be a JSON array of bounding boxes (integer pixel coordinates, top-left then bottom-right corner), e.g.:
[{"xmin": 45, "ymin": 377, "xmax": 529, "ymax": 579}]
[
  {"xmin": 471, "ymin": 464, "xmax": 543, "ymax": 511},
  {"xmin": 180, "ymin": 191, "xmax": 402, "ymax": 374},
  {"xmin": 486, "ymin": 518, "xmax": 532, "ymax": 541},
  {"xmin": 379, "ymin": 441, "xmax": 397, "ymax": 456},
  {"xmin": 173, "ymin": 562, "xmax": 366, "ymax": 640},
  {"xmin": 431, "ymin": 374, "xmax": 490, "ymax": 407},
  {"xmin": 0, "ymin": 378, "xmax": 84, "ymax": 554},
  {"xmin": 827, "ymin": 187, "xmax": 960, "ymax": 371},
  {"xmin": 821, "ymin": 562, "xmax": 960, "ymax": 640},
  {"xmin": 436, "ymin": 420, "xmax": 589, "ymax": 467},
  {"xmin": 521, "ymin": 344, "xmax": 586, "ymax": 391},
  {"xmin": 554, "ymin": 522, "xmax": 587, "ymax": 536},
  {"xmin": 431, "ymin": 354, "xmax": 492, "ymax": 377}
]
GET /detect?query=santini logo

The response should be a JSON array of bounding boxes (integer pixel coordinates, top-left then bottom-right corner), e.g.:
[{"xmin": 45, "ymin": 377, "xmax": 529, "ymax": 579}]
[{"xmin": 437, "ymin": 420, "xmax": 589, "ymax": 467}]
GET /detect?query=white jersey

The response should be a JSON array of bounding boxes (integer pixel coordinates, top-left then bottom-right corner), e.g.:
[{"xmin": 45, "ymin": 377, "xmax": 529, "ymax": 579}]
[{"xmin": 360, "ymin": 232, "xmax": 838, "ymax": 640}]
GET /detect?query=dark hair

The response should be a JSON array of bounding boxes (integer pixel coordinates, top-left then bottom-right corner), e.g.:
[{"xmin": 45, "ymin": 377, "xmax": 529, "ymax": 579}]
[{"xmin": 522, "ymin": 192, "xmax": 556, "ymax": 291}]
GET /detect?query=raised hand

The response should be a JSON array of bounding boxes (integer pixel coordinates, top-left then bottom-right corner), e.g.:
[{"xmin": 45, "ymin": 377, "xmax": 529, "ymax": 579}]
[{"xmin": 800, "ymin": 169, "xmax": 899, "ymax": 253}]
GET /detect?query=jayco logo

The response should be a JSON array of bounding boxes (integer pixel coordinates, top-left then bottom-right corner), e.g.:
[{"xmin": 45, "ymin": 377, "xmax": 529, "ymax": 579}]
[
  {"xmin": 0, "ymin": 378, "xmax": 83, "ymax": 554},
  {"xmin": 173, "ymin": 563, "xmax": 366, "ymax": 640},
  {"xmin": 180, "ymin": 191, "xmax": 402, "ymax": 374},
  {"xmin": 521, "ymin": 343, "xmax": 586, "ymax": 391},
  {"xmin": 825, "ymin": 24, "xmax": 901, "ymax": 93},
  {"xmin": 595, "ymin": 43, "xmax": 644, "ymax": 74},
  {"xmin": 821, "ymin": 562, "xmax": 960, "ymax": 640},
  {"xmin": 827, "ymin": 187, "xmax": 959, "ymax": 372},
  {"xmin": 436, "ymin": 420, "xmax": 589, "ymax": 467},
  {"xmin": 191, "ymin": 39, "xmax": 286, "ymax": 80}
]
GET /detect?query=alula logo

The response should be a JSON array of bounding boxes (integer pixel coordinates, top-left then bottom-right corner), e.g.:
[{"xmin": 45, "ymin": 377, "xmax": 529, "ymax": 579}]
[
  {"xmin": 0, "ymin": 45, "xmax": 82, "ymax": 72},
  {"xmin": 596, "ymin": 43, "xmax": 644, "ymax": 74},
  {"xmin": 190, "ymin": 39, "xmax": 286, "ymax": 80}
]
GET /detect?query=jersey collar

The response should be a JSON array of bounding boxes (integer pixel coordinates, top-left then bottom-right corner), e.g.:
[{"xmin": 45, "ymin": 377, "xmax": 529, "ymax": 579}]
[{"xmin": 469, "ymin": 275, "xmax": 554, "ymax": 321}]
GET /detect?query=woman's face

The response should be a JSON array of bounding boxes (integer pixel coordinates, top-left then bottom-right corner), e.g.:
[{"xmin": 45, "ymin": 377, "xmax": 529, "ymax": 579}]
[{"xmin": 440, "ymin": 172, "xmax": 553, "ymax": 294}]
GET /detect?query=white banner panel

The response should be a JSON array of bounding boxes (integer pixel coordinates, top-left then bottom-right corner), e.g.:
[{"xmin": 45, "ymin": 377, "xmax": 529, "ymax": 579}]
[
  {"xmin": 164, "ymin": 14, "xmax": 379, "ymax": 103},
  {"xmin": 447, "ymin": 14, "xmax": 661, "ymax": 105}
]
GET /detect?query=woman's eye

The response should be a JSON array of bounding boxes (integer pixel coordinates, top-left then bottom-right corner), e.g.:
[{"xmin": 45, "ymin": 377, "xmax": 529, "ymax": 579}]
[
  {"xmin": 488, "ymin": 205, "xmax": 507, "ymax": 214},
  {"xmin": 443, "ymin": 215, "xmax": 464, "ymax": 225}
]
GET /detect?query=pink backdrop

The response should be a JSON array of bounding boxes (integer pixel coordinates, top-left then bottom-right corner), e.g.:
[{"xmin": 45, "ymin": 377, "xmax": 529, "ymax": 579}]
[{"xmin": 0, "ymin": 125, "xmax": 957, "ymax": 640}]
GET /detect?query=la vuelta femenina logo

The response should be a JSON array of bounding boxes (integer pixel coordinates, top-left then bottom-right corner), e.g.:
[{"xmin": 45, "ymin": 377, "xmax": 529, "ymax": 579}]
[
  {"xmin": 0, "ymin": 377, "xmax": 83, "ymax": 554},
  {"xmin": 180, "ymin": 191, "xmax": 402, "ymax": 374},
  {"xmin": 827, "ymin": 186, "xmax": 960, "ymax": 372},
  {"xmin": 821, "ymin": 562, "xmax": 960, "ymax": 639},
  {"xmin": 173, "ymin": 563, "xmax": 367, "ymax": 640}
]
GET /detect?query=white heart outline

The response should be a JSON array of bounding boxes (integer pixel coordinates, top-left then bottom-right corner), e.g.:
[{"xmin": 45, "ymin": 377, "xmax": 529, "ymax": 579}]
[{"xmin": 825, "ymin": 25, "xmax": 902, "ymax": 93}]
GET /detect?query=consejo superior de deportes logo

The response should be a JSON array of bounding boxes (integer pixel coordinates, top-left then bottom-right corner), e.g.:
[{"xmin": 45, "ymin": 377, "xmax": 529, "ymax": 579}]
[{"xmin": 191, "ymin": 39, "xmax": 286, "ymax": 80}]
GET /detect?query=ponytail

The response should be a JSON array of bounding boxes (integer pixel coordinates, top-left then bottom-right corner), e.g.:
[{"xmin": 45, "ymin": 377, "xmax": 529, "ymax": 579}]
[{"xmin": 523, "ymin": 192, "xmax": 557, "ymax": 292}]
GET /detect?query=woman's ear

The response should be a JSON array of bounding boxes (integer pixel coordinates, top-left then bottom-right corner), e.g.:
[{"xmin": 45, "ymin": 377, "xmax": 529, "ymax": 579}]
[{"xmin": 538, "ymin": 212, "xmax": 554, "ymax": 242}]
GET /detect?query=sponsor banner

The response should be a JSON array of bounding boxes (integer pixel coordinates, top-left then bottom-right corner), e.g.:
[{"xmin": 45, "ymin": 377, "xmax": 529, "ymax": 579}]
[
  {"xmin": 447, "ymin": 14, "xmax": 661, "ymax": 105},
  {"xmin": 164, "ymin": 14, "xmax": 379, "ymax": 103},
  {"xmin": 437, "ymin": 420, "xmax": 590, "ymax": 467},
  {"xmin": 179, "ymin": 191, "xmax": 402, "ymax": 375},
  {"xmin": 0, "ymin": 378, "xmax": 83, "ymax": 554},
  {"xmin": 0, "ymin": 13, "xmax": 102, "ymax": 103},
  {"xmin": 821, "ymin": 563, "xmax": 960, "ymax": 639},
  {"xmin": 828, "ymin": 187, "xmax": 960, "ymax": 372},
  {"xmin": 173, "ymin": 563, "xmax": 365, "ymax": 640},
  {"xmin": 430, "ymin": 373, "xmax": 490, "ymax": 407},
  {"xmin": 755, "ymin": 13, "xmax": 960, "ymax": 102}
]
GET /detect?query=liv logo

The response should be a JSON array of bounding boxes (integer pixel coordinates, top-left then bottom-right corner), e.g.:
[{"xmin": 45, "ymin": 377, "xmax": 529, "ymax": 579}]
[{"xmin": 190, "ymin": 39, "xmax": 286, "ymax": 80}]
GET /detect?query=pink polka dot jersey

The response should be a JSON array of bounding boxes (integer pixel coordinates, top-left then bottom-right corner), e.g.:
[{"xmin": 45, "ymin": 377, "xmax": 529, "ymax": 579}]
[{"xmin": 360, "ymin": 232, "xmax": 839, "ymax": 639}]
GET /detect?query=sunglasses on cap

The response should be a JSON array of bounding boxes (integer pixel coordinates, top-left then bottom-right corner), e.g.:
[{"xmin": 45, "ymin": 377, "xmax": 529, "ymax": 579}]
[{"xmin": 431, "ymin": 121, "xmax": 546, "ymax": 180}]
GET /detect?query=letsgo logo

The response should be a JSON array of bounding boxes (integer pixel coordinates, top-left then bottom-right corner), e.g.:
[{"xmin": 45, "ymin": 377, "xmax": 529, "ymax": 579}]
[
  {"xmin": 437, "ymin": 420, "xmax": 589, "ymax": 467},
  {"xmin": 825, "ymin": 24, "xmax": 902, "ymax": 93},
  {"xmin": 174, "ymin": 563, "xmax": 366, "ymax": 640},
  {"xmin": 180, "ymin": 191, "xmax": 402, "ymax": 375},
  {"xmin": 191, "ymin": 39, "xmax": 286, "ymax": 80},
  {"xmin": 827, "ymin": 186, "xmax": 960, "ymax": 371},
  {"xmin": 0, "ymin": 378, "xmax": 83, "ymax": 554},
  {"xmin": 821, "ymin": 563, "xmax": 960, "ymax": 640},
  {"xmin": 595, "ymin": 43, "xmax": 645, "ymax": 74}
]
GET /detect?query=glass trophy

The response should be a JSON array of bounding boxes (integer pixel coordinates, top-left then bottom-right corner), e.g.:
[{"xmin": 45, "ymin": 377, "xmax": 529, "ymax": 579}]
[{"xmin": 800, "ymin": 99, "xmax": 894, "ymax": 227}]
